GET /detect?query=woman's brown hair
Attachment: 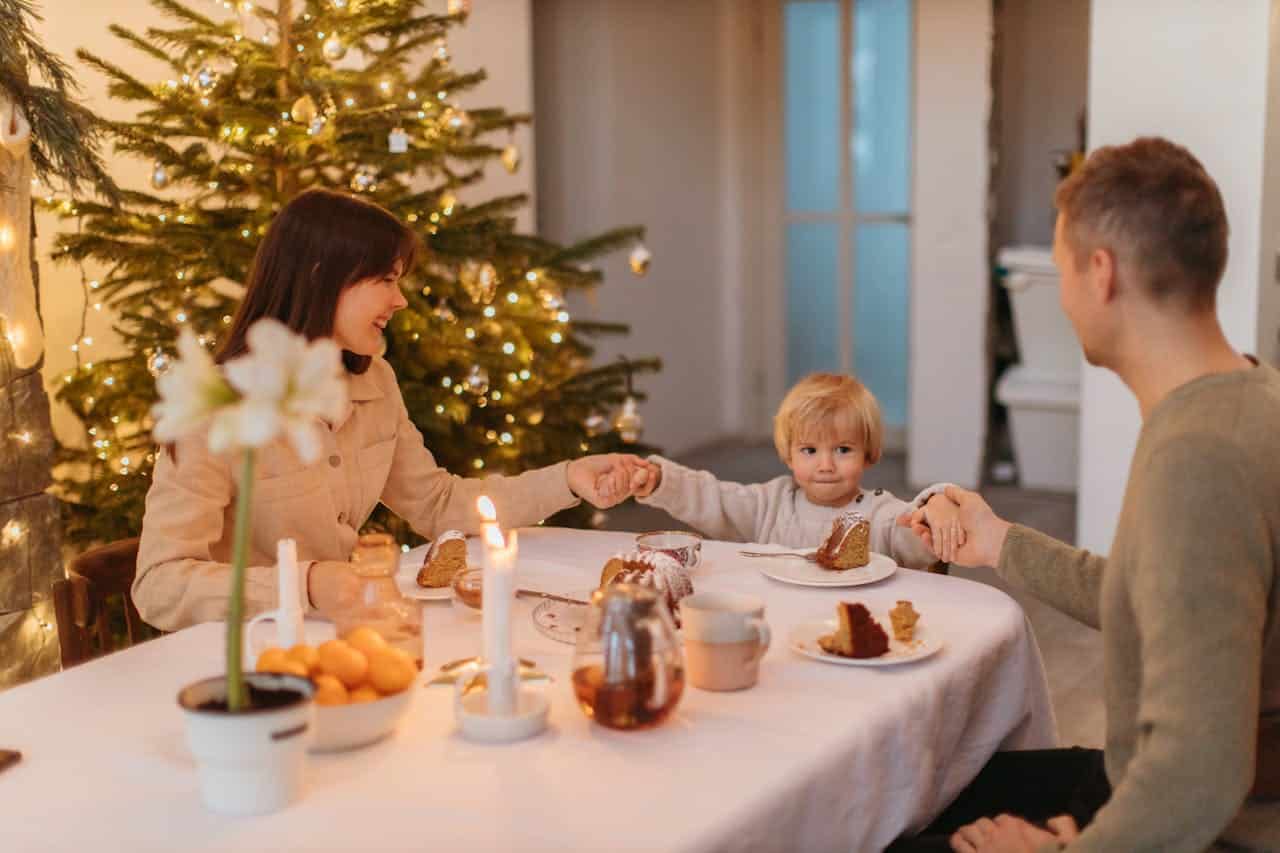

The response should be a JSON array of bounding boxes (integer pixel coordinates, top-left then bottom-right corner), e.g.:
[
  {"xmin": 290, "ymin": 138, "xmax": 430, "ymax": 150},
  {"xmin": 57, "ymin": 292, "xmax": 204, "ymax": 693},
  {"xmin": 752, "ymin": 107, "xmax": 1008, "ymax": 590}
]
[{"xmin": 217, "ymin": 188, "xmax": 418, "ymax": 373}]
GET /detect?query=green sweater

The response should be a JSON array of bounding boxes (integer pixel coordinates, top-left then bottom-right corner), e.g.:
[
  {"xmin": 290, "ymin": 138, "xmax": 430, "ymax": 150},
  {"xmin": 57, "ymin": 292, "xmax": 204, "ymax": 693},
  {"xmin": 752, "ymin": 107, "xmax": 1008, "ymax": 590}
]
[{"xmin": 999, "ymin": 363, "xmax": 1280, "ymax": 852}]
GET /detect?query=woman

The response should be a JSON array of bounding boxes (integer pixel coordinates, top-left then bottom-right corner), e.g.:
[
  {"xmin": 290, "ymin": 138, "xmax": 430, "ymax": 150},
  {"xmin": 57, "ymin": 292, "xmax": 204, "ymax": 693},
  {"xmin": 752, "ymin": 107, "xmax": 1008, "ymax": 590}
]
[{"xmin": 135, "ymin": 189, "xmax": 642, "ymax": 632}]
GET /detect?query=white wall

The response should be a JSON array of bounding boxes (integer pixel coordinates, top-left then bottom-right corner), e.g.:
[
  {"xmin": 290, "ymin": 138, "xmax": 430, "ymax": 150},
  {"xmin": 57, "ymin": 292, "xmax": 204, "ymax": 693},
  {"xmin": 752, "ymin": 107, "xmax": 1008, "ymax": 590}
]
[
  {"xmin": 533, "ymin": 0, "xmax": 731, "ymax": 455},
  {"xmin": 31, "ymin": 0, "xmax": 533, "ymax": 444},
  {"xmin": 1079, "ymin": 0, "xmax": 1280, "ymax": 552},
  {"xmin": 907, "ymin": 0, "xmax": 993, "ymax": 488}
]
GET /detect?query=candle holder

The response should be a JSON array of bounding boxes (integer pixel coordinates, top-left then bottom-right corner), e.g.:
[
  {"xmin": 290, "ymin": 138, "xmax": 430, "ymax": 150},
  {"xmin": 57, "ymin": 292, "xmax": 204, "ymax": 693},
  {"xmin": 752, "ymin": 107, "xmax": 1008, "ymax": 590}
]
[{"xmin": 453, "ymin": 660, "xmax": 549, "ymax": 743}]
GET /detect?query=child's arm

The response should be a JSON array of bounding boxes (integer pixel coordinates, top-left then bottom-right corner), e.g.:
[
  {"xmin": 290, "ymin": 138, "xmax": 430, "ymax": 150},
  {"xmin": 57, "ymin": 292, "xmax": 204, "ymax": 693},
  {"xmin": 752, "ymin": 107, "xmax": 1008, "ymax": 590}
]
[
  {"xmin": 634, "ymin": 455, "xmax": 786, "ymax": 543},
  {"xmin": 868, "ymin": 484, "xmax": 956, "ymax": 570}
]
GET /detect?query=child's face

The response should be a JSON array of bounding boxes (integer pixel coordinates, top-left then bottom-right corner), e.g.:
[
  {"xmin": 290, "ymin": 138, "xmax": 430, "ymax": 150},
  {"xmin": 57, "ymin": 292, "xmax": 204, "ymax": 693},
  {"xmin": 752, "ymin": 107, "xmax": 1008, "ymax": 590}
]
[{"xmin": 787, "ymin": 433, "xmax": 866, "ymax": 507}]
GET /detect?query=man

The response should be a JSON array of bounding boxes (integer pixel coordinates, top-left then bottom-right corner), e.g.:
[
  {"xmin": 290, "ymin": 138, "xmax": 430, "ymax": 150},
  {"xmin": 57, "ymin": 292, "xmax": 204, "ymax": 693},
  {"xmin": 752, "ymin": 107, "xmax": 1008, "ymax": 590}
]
[{"xmin": 896, "ymin": 137, "xmax": 1280, "ymax": 851}]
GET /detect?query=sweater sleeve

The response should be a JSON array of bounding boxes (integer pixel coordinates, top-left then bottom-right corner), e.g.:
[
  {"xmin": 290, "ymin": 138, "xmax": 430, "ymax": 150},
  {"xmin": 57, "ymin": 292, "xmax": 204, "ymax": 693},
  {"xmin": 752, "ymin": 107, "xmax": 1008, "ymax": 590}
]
[
  {"xmin": 997, "ymin": 524, "xmax": 1107, "ymax": 629},
  {"xmin": 866, "ymin": 486, "xmax": 949, "ymax": 570},
  {"xmin": 378, "ymin": 373, "xmax": 579, "ymax": 536},
  {"xmin": 133, "ymin": 434, "xmax": 279, "ymax": 632},
  {"xmin": 636, "ymin": 455, "xmax": 788, "ymax": 543},
  {"xmin": 1067, "ymin": 436, "xmax": 1267, "ymax": 852}
]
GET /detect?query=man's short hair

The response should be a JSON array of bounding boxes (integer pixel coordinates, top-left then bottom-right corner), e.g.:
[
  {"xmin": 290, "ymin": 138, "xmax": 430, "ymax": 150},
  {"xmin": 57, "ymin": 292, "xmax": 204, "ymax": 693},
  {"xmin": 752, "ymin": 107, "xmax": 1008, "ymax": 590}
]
[{"xmin": 1055, "ymin": 136, "xmax": 1229, "ymax": 310}]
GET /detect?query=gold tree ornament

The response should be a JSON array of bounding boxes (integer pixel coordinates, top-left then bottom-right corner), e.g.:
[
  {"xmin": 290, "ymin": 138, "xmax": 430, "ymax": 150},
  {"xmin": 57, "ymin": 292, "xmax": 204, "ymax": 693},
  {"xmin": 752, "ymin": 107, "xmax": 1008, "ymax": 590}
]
[
  {"xmin": 465, "ymin": 364, "xmax": 490, "ymax": 395},
  {"xmin": 146, "ymin": 349, "xmax": 172, "ymax": 377},
  {"xmin": 614, "ymin": 395, "xmax": 644, "ymax": 444},
  {"xmin": 290, "ymin": 93, "xmax": 318, "ymax": 124},
  {"xmin": 193, "ymin": 67, "xmax": 219, "ymax": 94},
  {"xmin": 441, "ymin": 105, "xmax": 472, "ymax": 134},
  {"xmin": 501, "ymin": 143, "xmax": 520, "ymax": 174},
  {"xmin": 629, "ymin": 244, "xmax": 652, "ymax": 276},
  {"xmin": 322, "ymin": 35, "xmax": 346, "ymax": 61},
  {"xmin": 584, "ymin": 414, "xmax": 609, "ymax": 437},
  {"xmin": 448, "ymin": 0, "xmax": 471, "ymax": 15}
]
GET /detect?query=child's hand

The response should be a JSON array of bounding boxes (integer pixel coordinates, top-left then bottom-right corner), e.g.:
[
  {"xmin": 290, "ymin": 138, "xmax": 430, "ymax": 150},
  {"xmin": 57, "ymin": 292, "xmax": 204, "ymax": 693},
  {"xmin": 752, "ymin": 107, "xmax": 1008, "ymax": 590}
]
[
  {"xmin": 628, "ymin": 459, "xmax": 662, "ymax": 498},
  {"xmin": 923, "ymin": 493, "xmax": 966, "ymax": 563}
]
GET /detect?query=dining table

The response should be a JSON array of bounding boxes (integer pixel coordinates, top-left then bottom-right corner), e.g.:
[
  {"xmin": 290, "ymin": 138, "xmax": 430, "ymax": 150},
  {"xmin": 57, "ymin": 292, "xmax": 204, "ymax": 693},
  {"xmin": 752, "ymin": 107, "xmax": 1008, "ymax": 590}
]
[{"xmin": 0, "ymin": 527, "xmax": 1056, "ymax": 852}]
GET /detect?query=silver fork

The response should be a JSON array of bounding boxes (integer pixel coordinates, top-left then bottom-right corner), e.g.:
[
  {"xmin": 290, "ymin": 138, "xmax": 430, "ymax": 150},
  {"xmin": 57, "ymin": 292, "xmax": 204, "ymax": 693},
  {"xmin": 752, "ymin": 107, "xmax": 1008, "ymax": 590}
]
[{"xmin": 738, "ymin": 549, "xmax": 817, "ymax": 561}]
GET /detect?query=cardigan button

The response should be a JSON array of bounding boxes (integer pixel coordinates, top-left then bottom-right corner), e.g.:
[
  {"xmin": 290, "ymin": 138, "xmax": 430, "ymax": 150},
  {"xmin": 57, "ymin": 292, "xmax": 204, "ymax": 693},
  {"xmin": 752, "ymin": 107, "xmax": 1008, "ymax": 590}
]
[{"xmin": 328, "ymin": 454, "xmax": 341, "ymax": 467}]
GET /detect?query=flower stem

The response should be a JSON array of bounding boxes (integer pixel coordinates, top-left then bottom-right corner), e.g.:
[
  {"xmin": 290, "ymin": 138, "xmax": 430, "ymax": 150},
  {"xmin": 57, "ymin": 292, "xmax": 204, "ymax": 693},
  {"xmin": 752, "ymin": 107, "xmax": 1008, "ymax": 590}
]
[{"xmin": 226, "ymin": 449, "xmax": 255, "ymax": 712}]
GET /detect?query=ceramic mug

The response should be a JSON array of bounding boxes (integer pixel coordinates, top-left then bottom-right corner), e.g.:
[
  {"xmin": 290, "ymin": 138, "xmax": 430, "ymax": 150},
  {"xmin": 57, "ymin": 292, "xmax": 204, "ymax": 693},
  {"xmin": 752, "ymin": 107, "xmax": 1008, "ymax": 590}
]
[{"xmin": 681, "ymin": 591, "xmax": 771, "ymax": 691}]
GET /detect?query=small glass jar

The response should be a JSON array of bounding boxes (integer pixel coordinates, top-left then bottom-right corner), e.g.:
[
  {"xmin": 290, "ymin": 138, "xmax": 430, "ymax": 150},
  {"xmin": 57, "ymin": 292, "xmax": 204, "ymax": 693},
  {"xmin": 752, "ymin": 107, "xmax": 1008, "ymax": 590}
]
[
  {"xmin": 330, "ymin": 532, "xmax": 423, "ymax": 662},
  {"xmin": 451, "ymin": 568, "xmax": 483, "ymax": 619}
]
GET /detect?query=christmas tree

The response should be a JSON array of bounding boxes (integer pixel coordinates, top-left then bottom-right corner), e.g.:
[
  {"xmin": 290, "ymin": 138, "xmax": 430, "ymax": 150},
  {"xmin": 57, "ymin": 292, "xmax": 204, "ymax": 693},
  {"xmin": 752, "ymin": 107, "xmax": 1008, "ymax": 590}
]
[{"xmin": 50, "ymin": 0, "xmax": 659, "ymax": 546}]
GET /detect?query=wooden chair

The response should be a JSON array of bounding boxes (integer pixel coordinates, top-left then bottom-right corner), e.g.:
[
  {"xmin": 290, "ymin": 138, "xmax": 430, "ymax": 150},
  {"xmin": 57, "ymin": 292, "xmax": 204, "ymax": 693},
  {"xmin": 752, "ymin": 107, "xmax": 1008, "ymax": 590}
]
[{"xmin": 52, "ymin": 537, "xmax": 146, "ymax": 668}]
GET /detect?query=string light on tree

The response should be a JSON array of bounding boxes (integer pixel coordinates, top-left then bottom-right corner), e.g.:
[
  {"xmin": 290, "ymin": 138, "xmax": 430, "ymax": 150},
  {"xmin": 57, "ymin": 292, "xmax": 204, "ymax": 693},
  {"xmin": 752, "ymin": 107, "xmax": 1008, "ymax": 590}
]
[
  {"xmin": 501, "ymin": 142, "xmax": 520, "ymax": 174},
  {"xmin": 150, "ymin": 163, "xmax": 169, "ymax": 189},
  {"xmin": 629, "ymin": 243, "xmax": 652, "ymax": 276}
]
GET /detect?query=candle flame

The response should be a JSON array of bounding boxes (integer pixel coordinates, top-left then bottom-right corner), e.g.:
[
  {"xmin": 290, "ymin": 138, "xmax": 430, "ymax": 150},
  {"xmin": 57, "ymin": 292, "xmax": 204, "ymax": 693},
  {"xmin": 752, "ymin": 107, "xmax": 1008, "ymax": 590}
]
[
  {"xmin": 483, "ymin": 524, "xmax": 505, "ymax": 549},
  {"xmin": 476, "ymin": 495, "xmax": 496, "ymax": 522}
]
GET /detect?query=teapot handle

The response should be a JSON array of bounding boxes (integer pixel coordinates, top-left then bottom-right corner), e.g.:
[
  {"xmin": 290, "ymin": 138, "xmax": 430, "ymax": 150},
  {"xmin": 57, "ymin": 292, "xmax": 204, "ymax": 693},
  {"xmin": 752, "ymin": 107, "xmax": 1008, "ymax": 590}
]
[{"xmin": 642, "ymin": 616, "xmax": 668, "ymax": 710}]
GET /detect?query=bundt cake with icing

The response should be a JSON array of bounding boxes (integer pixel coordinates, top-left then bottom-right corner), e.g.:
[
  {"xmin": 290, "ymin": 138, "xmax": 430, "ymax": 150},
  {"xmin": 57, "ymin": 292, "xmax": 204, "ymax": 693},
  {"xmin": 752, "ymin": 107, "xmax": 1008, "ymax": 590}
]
[{"xmin": 815, "ymin": 511, "xmax": 871, "ymax": 570}]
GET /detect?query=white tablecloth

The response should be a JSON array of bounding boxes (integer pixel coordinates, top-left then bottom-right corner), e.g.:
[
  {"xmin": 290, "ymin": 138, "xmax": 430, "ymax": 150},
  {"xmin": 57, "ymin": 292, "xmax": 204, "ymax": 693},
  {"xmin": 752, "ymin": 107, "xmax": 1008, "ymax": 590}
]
[{"xmin": 0, "ymin": 528, "xmax": 1055, "ymax": 852}]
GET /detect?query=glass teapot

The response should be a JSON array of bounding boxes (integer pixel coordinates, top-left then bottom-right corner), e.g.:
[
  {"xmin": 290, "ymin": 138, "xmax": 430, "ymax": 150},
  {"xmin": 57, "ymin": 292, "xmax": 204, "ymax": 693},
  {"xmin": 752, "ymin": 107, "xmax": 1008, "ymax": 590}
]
[
  {"xmin": 330, "ymin": 532, "xmax": 423, "ymax": 662},
  {"xmin": 571, "ymin": 582, "xmax": 684, "ymax": 730}
]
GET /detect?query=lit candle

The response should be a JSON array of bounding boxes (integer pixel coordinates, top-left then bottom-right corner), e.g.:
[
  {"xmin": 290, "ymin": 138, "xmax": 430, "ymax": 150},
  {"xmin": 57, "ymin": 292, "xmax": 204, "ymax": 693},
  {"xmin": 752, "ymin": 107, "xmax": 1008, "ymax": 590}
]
[
  {"xmin": 477, "ymin": 496, "xmax": 518, "ymax": 715},
  {"xmin": 276, "ymin": 538, "xmax": 305, "ymax": 648}
]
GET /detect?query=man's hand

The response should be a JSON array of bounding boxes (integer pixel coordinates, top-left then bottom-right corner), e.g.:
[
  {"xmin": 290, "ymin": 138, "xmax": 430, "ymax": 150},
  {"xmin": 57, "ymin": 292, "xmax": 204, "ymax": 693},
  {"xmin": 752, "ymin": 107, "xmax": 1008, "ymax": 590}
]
[
  {"xmin": 896, "ymin": 485, "xmax": 1012, "ymax": 568},
  {"xmin": 567, "ymin": 454, "xmax": 657, "ymax": 508},
  {"xmin": 922, "ymin": 493, "xmax": 966, "ymax": 563},
  {"xmin": 950, "ymin": 813, "xmax": 1075, "ymax": 853}
]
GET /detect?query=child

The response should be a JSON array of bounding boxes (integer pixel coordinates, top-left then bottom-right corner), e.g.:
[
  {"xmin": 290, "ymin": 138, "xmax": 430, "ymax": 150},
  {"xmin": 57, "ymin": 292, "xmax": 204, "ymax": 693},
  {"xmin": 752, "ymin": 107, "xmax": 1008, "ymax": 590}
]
[{"xmin": 631, "ymin": 373, "xmax": 962, "ymax": 570}]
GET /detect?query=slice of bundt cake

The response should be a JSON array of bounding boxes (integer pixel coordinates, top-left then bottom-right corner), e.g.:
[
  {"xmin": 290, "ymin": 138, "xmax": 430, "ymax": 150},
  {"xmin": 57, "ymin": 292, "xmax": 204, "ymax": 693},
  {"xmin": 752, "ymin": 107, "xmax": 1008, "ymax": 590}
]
[
  {"xmin": 818, "ymin": 602, "xmax": 889, "ymax": 658},
  {"xmin": 416, "ymin": 530, "xmax": 468, "ymax": 588},
  {"xmin": 815, "ymin": 511, "xmax": 871, "ymax": 570}
]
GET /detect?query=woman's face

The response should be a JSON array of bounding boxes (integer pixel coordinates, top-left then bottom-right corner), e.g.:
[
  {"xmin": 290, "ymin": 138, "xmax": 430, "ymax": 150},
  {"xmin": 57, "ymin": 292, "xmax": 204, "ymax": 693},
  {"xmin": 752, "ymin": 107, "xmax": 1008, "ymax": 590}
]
[{"xmin": 332, "ymin": 259, "xmax": 408, "ymax": 356}]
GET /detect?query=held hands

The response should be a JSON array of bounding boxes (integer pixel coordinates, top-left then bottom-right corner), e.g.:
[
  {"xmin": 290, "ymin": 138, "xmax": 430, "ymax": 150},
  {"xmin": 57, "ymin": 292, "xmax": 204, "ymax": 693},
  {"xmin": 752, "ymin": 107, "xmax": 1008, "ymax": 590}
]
[
  {"xmin": 950, "ymin": 813, "xmax": 1078, "ymax": 853},
  {"xmin": 566, "ymin": 454, "xmax": 662, "ymax": 509},
  {"xmin": 896, "ymin": 485, "xmax": 1012, "ymax": 568},
  {"xmin": 307, "ymin": 560, "xmax": 362, "ymax": 614}
]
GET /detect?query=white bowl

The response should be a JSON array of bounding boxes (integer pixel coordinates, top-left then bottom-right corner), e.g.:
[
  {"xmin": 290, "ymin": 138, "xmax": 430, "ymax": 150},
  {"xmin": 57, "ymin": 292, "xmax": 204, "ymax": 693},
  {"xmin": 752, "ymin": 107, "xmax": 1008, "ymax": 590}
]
[{"xmin": 311, "ymin": 688, "xmax": 415, "ymax": 753}]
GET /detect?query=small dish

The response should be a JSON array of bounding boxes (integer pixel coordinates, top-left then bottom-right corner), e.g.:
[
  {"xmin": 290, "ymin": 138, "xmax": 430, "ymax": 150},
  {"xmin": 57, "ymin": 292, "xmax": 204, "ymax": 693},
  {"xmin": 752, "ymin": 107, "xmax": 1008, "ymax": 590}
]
[
  {"xmin": 451, "ymin": 568, "xmax": 483, "ymax": 618},
  {"xmin": 311, "ymin": 688, "xmax": 415, "ymax": 753},
  {"xmin": 531, "ymin": 591, "xmax": 593, "ymax": 645},
  {"xmin": 636, "ymin": 530, "xmax": 703, "ymax": 570}
]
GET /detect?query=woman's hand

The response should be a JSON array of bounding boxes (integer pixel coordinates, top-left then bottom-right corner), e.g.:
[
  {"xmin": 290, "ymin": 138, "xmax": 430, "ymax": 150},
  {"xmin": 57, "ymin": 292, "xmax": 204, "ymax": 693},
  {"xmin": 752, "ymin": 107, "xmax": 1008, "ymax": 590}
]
[
  {"xmin": 923, "ymin": 493, "xmax": 966, "ymax": 563},
  {"xmin": 306, "ymin": 560, "xmax": 361, "ymax": 613},
  {"xmin": 566, "ymin": 454, "xmax": 658, "ymax": 508}
]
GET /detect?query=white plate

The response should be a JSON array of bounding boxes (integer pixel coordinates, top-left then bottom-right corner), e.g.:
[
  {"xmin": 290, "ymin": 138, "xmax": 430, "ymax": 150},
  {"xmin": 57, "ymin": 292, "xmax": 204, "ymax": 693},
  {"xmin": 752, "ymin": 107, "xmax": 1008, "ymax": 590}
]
[
  {"xmin": 396, "ymin": 552, "xmax": 453, "ymax": 601},
  {"xmin": 788, "ymin": 617, "xmax": 943, "ymax": 666},
  {"xmin": 531, "ymin": 591, "xmax": 593, "ymax": 645},
  {"xmin": 752, "ymin": 549, "xmax": 897, "ymax": 588}
]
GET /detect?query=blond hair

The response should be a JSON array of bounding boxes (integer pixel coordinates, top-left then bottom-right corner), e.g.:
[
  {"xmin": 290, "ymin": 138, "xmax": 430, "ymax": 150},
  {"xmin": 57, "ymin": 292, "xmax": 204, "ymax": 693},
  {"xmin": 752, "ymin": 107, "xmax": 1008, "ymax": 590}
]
[{"xmin": 772, "ymin": 373, "xmax": 883, "ymax": 465}]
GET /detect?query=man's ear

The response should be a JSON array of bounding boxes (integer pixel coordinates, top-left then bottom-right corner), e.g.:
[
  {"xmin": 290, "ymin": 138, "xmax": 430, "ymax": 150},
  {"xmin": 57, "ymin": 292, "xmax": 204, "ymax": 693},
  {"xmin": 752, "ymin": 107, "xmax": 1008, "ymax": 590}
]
[{"xmin": 1090, "ymin": 246, "xmax": 1118, "ymax": 304}]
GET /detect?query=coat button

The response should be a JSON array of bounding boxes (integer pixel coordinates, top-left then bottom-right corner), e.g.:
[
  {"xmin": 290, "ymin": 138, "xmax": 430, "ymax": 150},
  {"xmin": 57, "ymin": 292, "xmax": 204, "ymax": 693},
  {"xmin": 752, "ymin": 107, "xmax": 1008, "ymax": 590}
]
[
  {"xmin": 855, "ymin": 494, "xmax": 864, "ymax": 504},
  {"xmin": 329, "ymin": 454, "xmax": 341, "ymax": 467}
]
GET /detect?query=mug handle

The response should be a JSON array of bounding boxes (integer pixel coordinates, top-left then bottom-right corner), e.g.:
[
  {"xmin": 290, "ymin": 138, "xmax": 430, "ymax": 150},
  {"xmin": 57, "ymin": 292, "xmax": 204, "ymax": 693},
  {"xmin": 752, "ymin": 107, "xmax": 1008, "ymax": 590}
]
[
  {"xmin": 746, "ymin": 616, "xmax": 772, "ymax": 666},
  {"xmin": 245, "ymin": 609, "xmax": 281, "ymax": 658}
]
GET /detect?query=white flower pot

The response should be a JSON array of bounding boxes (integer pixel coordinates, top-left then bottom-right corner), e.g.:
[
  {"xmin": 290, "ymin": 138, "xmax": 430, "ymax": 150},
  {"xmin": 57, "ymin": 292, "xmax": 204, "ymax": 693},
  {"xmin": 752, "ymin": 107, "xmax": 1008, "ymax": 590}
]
[{"xmin": 177, "ymin": 672, "xmax": 315, "ymax": 816}]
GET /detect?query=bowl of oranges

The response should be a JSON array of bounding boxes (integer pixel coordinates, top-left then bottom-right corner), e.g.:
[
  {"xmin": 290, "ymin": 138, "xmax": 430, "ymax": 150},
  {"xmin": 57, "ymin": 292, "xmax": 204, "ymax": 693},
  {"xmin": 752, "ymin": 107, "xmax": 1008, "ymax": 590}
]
[{"xmin": 255, "ymin": 626, "xmax": 418, "ymax": 753}]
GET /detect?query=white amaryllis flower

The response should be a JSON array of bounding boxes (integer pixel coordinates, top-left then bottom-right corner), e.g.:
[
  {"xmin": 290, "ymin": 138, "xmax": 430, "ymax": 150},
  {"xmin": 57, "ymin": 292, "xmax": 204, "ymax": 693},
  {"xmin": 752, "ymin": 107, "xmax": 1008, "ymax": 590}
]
[
  {"xmin": 213, "ymin": 318, "xmax": 348, "ymax": 462},
  {"xmin": 152, "ymin": 328, "xmax": 237, "ymax": 443},
  {"xmin": 152, "ymin": 318, "xmax": 348, "ymax": 464}
]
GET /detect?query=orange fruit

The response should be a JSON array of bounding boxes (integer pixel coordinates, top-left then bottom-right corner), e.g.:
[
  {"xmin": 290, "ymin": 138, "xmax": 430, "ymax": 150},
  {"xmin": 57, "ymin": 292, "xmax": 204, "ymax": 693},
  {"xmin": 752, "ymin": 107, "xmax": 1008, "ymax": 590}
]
[
  {"xmin": 349, "ymin": 685, "xmax": 380, "ymax": 704},
  {"xmin": 367, "ymin": 646, "xmax": 416, "ymax": 694},
  {"xmin": 343, "ymin": 626, "xmax": 388, "ymax": 659},
  {"xmin": 287, "ymin": 644, "xmax": 321, "ymax": 675},
  {"xmin": 313, "ymin": 674, "xmax": 349, "ymax": 706},
  {"xmin": 256, "ymin": 647, "xmax": 306, "ymax": 677},
  {"xmin": 317, "ymin": 639, "xmax": 368, "ymax": 688}
]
